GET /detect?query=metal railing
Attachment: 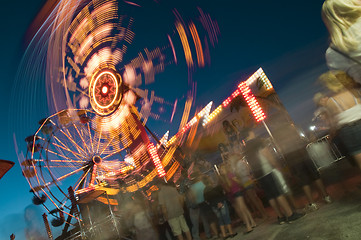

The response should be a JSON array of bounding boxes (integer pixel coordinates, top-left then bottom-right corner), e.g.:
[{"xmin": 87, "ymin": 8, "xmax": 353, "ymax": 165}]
[{"xmin": 306, "ymin": 135, "xmax": 345, "ymax": 171}]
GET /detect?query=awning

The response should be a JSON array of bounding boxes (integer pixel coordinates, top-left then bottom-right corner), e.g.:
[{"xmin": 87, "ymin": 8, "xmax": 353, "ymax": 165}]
[{"xmin": 0, "ymin": 159, "xmax": 15, "ymax": 180}]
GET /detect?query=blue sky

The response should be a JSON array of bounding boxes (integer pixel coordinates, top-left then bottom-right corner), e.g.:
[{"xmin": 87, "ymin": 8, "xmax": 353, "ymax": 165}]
[{"xmin": 0, "ymin": 0, "xmax": 329, "ymax": 238}]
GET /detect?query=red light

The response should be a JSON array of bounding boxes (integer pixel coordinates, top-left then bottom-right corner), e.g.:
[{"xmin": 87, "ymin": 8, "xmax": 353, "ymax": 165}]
[
  {"xmin": 239, "ymin": 82, "xmax": 266, "ymax": 122},
  {"xmin": 147, "ymin": 142, "xmax": 166, "ymax": 177},
  {"xmin": 222, "ymin": 88, "xmax": 242, "ymax": 107}
]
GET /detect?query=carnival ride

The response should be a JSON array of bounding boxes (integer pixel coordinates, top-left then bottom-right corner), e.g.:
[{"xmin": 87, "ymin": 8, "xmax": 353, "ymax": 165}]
[{"xmin": 16, "ymin": 0, "xmax": 219, "ymax": 239}]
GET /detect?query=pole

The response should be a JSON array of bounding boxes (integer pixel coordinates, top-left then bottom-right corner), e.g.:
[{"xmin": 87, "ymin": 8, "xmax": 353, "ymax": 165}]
[{"xmin": 42, "ymin": 213, "xmax": 53, "ymax": 240}]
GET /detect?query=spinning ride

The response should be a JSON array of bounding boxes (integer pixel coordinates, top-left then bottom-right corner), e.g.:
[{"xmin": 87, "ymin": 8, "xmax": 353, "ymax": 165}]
[{"xmin": 16, "ymin": 0, "xmax": 219, "ymax": 237}]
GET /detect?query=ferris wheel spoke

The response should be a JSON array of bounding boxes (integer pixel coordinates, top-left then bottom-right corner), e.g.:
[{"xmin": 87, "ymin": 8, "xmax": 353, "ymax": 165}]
[
  {"xmin": 101, "ymin": 146, "xmax": 126, "ymax": 160},
  {"xmin": 76, "ymin": 87, "xmax": 89, "ymax": 97},
  {"xmin": 48, "ymin": 159, "xmax": 87, "ymax": 164},
  {"xmin": 52, "ymin": 134, "xmax": 84, "ymax": 158},
  {"xmin": 96, "ymin": 125, "xmax": 103, "ymax": 154},
  {"xmin": 47, "ymin": 145, "xmax": 83, "ymax": 161},
  {"xmin": 50, "ymin": 164, "xmax": 90, "ymax": 183},
  {"xmin": 73, "ymin": 167, "xmax": 92, "ymax": 191},
  {"xmin": 58, "ymin": 128, "xmax": 88, "ymax": 156},
  {"xmin": 65, "ymin": 128, "xmax": 88, "ymax": 155},
  {"xmin": 48, "ymin": 165, "xmax": 83, "ymax": 168},
  {"xmin": 71, "ymin": 121, "xmax": 91, "ymax": 154},
  {"xmin": 87, "ymin": 121, "xmax": 94, "ymax": 153},
  {"xmin": 99, "ymin": 134, "xmax": 117, "ymax": 155}
]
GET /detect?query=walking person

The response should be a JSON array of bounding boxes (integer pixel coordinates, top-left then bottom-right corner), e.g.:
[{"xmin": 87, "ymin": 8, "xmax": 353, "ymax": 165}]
[
  {"xmin": 318, "ymin": 70, "xmax": 361, "ymax": 170},
  {"xmin": 158, "ymin": 181, "xmax": 192, "ymax": 240}
]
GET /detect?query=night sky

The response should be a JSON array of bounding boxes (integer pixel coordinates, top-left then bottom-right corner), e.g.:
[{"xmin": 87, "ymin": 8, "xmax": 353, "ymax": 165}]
[{"xmin": 0, "ymin": 0, "xmax": 329, "ymax": 238}]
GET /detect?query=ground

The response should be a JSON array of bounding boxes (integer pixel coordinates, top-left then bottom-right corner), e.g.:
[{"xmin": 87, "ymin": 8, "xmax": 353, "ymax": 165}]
[{"xmin": 206, "ymin": 159, "xmax": 361, "ymax": 240}]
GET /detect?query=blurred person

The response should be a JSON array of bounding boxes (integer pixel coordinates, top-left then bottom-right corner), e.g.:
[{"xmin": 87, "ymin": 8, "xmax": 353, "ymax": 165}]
[
  {"xmin": 130, "ymin": 195, "xmax": 158, "ymax": 240},
  {"xmin": 231, "ymin": 118, "xmax": 250, "ymax": 144},
  {"xmin": 318, "ymin": 70, "xmax": 361, "ymax": 170},
  {"xmin": 272, "ymin": 123, "xmax": 332, "ymax": 210},
  {"xmin": 313, "ymin": 92, "xmax": 332, "ymax": 134},
  {"xmin": 219, "ymin": 163, "xmax": 256, "ymax": 233},
  {"xmin": 150, "ymin": 190, "xmax": 176, "ymax": 240},
  {"xmin": 222, "ymin": 120, "xmax": 239, "ymax": 150},
  {"xmin": 313, "ymin": 92, "xmax": 330, "ymax": 121},
  {"xmin": 186, "ymin": 172, "xmax": 213, "ymax": 240},
  {"xmin": 218, "ymin": 143, "xmax": 230, "ymax": 162},
  {"xmin": 200, "ymin": 176, "xmax": 223, "ymax": 239},
  {"xmin": 158, "ymin": 181, "xmax": 192, "ymax": 240},
  {"xmin": 322, "ymin": 0, "xmax": 361, "ymax": 84},
  {"xmin": 284, "ymin": 143, "xmax": 332, "ymax": 210},
  {"xmin": 24, "ymin": 205, "xmax": 48, "ymax": 240},
  {"xmin": 204, "ymin": 177, "xmax": 237, "ymax": 239},
  {"xmin": 229, "ymin": 153, "xmax": 268, "ymax": 220},
  {"xmin": 243, "ymin": 138, "xmax": 305, "ymax": 224}
]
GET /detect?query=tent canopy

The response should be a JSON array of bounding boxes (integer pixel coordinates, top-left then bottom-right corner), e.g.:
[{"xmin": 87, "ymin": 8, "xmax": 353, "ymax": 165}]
[{"xmin": 0, "ymin": 159, "xmax": 15, "ymax": 180}]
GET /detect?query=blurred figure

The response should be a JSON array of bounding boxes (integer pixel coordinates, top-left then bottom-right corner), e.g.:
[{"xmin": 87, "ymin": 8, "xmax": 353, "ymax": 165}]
[
  {"xmin": 322, "ymin": 0, "xmax": 361, "ymax": 83},
  {"xmin": 243, "ymin": 138, "xmax": 304, "ymax": 225},
  {"xmin": 10, "ymin": 234, "xmax": 15, "ymax": 240},
  {"xmin": 187, "ymin": 172, "xmax": 213, "ymax": 240},
  {"xmin": 158, "ymin": 181, "xmax": 192, "ymax": 240},
  {"xmin": 313, "ymin": 92, "xmax": 332, "ymax": 134},
  {"xmin": 150, "ymin": 190, "xmax": 176, "ymax": 240},
  {"xmin": 313, "ymin": 92, "xmax": 329, "ymax": 120},
  {"xmin": 24, "ymin": 205, "xmax": 47, "ymax": 240},
  {"xmin": 218, "ymin": 143, "xmax": 230, "ymax": 162},
  {"xmin": 318, "ymin": 70, "xmax": 361, "ymax": 170},
  {"xmin": 130, "ymin": 196, "xmax": 158, "ymax": 240},
  {"xmin": 284, "ymin": 145, "xmax": 332, "ymax": 210},
  {"xmin": 204, "ymin": 177, "xmax": 237, "ymax": 239},
  {"xmin": 222, "ymin": 120, "xmax": 239, "ymax": 150},
  {"xmin": 230, "ymin": 154, "xmax": 268, "ymax": 220},
  {"xmin": 219, "ymin": 163, "xmax": 256, "ymax": 233}
]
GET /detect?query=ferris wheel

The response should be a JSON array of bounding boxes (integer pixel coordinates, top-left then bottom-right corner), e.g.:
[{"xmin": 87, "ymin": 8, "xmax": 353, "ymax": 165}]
[
  {"xmin": 21, "ymin": 108, "xmax": 165, "ymax": 224},
  {"xmin": 16, "ymin": 0, "xmax": 219, "ymax": 232}
]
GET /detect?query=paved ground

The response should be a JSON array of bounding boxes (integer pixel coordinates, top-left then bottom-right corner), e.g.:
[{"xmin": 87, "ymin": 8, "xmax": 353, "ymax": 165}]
[{"xmin": 209, "ymin": 159, "xmax": 361, "ymax": 240}]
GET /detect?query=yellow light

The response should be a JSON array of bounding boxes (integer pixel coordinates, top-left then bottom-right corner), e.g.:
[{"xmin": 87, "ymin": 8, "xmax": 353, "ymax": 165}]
[{"xmin": 102, "ymin": 86, "xmax": 108, "ymax": 94}]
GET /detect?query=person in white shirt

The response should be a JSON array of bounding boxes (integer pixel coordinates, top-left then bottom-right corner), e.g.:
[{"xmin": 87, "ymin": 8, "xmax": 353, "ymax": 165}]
[{"xmin": 318, "ymin": 70, "xmax": 361, "ymax": 170}]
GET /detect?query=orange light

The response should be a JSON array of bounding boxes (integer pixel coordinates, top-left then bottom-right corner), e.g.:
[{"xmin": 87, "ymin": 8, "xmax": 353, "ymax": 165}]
[
  {"xmin": 176, "ymin": 22, "xmax": 193, "ymax": 68},
  {"xmin": 189, "ymin": 22, "xmax": 204, "ymax": 67}
]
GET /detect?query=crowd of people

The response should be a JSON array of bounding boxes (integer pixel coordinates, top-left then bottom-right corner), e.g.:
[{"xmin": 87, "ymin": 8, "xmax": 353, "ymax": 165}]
[
  {"xmin": 315, "ymin": 0, "xmax": 361, "ymax": 171},
  {"xmin": 50, "ymin": 1, "xmax": 361, "ymax": 240},
  {"xmin": 123, "ymin": 1, "xmax": 361, "ymax": 239}
]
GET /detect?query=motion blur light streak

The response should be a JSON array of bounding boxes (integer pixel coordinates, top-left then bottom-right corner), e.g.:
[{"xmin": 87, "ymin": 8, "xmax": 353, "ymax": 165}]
[
  {"xmin": 13, "ymin": 0, "xmax": 221, "ymax": 235},
  {"xmin": 176, "ymin": 21, "xmax": 193, "ymax": 68},
  {"xmin": 189, "ymin": 22, "xmax": 205, "ymax": 67}
]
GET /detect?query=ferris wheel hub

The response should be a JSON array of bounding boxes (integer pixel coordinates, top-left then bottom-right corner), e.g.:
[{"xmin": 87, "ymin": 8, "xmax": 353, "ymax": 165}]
[
  {"xmin": 89, "ymin": 69, "xmax": 123, "ymax": 116},
  {"xmin": 92, "ymin": 155, "xmax": 102, "ymax": 165}
]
